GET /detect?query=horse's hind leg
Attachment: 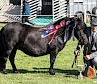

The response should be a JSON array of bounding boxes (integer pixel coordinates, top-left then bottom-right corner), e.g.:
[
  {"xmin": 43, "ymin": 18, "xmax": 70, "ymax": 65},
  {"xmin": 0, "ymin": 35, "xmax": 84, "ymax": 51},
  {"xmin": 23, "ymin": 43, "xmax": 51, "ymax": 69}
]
[
  {"xmin": 9, "ymin": 47, "xmax": 19, "ymax": 73},
  {"xmin": 1, "ymin": 41, "xmax": 16, "ymax": 74},
  {"xmin": 0, "ymin": 53, "xmax": 8, "ymax": 74},
  {"xmin": 1, "ymin": 49, "xmax": 12, "ymax": 74}
]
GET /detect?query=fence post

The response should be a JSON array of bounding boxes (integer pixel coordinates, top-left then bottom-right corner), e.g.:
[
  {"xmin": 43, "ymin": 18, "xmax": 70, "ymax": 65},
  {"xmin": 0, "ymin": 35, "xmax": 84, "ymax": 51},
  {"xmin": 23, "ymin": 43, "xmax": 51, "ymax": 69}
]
[
  {"xmin": 6, "ymin": 0, "xmax": 10, "ymax": 5},
  {"xmin": 84, "ymin": 9, "xmax": 86, "ymax": 23}
]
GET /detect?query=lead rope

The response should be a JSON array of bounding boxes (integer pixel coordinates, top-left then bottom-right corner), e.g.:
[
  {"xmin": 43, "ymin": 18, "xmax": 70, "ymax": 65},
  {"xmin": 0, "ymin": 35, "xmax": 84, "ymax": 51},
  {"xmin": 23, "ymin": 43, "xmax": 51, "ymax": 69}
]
[
  {"xmin": 72, "ymin": 50, "xmax": 79, "ymax": 68},
  {"xmin": 84, "ymin": 47, "xmax": 88, "ymax": 68}
]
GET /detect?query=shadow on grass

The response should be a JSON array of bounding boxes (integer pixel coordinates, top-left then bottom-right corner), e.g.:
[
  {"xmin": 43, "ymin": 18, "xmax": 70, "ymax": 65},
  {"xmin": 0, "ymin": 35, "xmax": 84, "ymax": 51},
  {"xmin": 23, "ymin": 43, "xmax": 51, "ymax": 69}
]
[
  {"xmin": 33, "ymin": 67, "xmax": 78, "ymax": 75},
  {"xmin": 32, "ymin": 67, "xmax": 79, "ymax": 78},
  {"xmin": 6, "ymin": 69, "xmax": 34, "ymax": 74},
  {"xmin": 6, "ymin": 67, "xmax": 79, "ymax": 76}
]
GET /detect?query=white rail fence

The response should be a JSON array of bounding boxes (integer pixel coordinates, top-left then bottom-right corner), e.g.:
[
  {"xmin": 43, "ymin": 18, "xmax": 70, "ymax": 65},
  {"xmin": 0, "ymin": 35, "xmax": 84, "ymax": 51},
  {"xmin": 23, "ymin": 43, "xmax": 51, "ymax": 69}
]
[
  {"xmin": 0, "ymin": 0, "xmax": 97, "ymax": 23},
  {"xmin": 28, "ymin": 0, "xmax": 68, "ymax": 22},
  {"xmin": 53, "ymin": 0, "xmax": 67, "ymax": 21},
  {"xmin": 0, "ymin": 0, "xmax": 8, "ymax": 10},
  {"xmin": 28, "ymin": 0, "xmax": 39, "ymax": 20}
]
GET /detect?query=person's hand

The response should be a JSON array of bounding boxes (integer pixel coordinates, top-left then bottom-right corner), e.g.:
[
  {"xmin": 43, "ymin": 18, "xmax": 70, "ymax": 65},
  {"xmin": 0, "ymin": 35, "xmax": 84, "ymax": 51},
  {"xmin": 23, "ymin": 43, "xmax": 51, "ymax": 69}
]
[
  {"xmin": 74, "ymin": 50, "xmax": 80, "ymax": 56},
  {"xmin": 84, "ymin": 55, "xmax": 91, "ymax": 60}
]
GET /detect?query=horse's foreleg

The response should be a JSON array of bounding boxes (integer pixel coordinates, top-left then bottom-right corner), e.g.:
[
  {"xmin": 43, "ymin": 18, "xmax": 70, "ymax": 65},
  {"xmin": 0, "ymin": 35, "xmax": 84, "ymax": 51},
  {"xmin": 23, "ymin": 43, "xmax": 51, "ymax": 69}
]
[
  {"xmin": 49, "ymin": 49, "xmax": 58, "ymax": 75},
  {"xmin": 9, "ymin": 48, "xmax": 19, "ymax": 73}
]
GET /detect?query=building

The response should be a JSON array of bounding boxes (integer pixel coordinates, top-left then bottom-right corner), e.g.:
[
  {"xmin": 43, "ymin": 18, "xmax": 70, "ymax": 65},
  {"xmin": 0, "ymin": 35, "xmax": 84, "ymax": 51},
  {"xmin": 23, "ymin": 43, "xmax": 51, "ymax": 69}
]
[
  {"xmin": 0, "ymin": 0, "xmax": 97, "ymax": 26},
  {"xmin": 69, "ymin": 0, "xmax": 97, "ymax": 16},
  {"xmin": 0, "ymin": 0, "xmax": 21, "ymax": 22},
  {"xmin": 28, "ymin": 0, "xmax": 68, "ymax": 25}
]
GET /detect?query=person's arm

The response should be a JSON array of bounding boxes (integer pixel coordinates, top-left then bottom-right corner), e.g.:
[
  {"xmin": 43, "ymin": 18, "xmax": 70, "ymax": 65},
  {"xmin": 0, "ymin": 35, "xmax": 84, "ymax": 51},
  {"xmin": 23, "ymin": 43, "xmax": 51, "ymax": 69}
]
[
  {"xmin": 89, "ymin": 51, "xmax": 97, "ymax": 59},
  {"xmin": 85, "ymin": 51, "xmax": 97, "ymax": 60}
]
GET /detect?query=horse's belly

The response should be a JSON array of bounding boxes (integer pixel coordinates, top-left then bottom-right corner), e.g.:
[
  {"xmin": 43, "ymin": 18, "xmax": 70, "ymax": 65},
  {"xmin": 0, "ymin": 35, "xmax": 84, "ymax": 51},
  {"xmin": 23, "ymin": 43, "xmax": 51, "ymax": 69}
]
[
  {"xmin": 20, "ymin": 33, "xmax": 50, "ymax": 56},
  {"xmin": 31, "ymin": 47, "xmax": 48, "ymax": 56},
  {"xmin": 19, "ymin": 46, "xmax": 48, "ymax": 57}
]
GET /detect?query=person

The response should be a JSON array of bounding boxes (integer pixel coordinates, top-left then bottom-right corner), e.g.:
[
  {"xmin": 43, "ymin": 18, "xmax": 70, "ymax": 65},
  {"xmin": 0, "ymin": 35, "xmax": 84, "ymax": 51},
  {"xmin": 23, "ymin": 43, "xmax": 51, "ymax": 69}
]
[
  {"xmin": 86, "ymin": 11, "xmax": 91, "ymax": 23},
  {"xmin": 92, "ymin": 7, "xmax": 97, "ymax": 18},
  {"xmin": 74, "ymin": 18, "xmax": 97, "ymax": 77},
  {"xmin": 86, "ymin": 11, "xmax": 91, "ymax": 27},
  {"xmin": 22, "ymin": 0, "xmax": 34, "ymax": 25}
]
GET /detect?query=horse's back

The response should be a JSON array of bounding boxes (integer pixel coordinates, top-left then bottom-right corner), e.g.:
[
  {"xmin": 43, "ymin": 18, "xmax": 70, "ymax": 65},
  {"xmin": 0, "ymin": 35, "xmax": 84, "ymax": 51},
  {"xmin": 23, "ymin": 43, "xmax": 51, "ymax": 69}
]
[
  {"xmin": 1, "ymin": 22, "xmax": 59, "ymax": 56},
  {"xmin": 1, "ymin": 22, "xmax": 48, "ymax": 56},
  {"xmin": 19, "ymin": 24, "xmax": 50, "ymax": 56},
  {"xmin": 0, "ymin": 22, "xmax": 25, "ymax": 50}
]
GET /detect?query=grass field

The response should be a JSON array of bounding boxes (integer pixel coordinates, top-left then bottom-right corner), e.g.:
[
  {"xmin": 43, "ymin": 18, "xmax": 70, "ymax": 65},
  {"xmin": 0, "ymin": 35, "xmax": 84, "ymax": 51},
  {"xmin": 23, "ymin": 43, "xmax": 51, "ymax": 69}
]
[{"xmin": 0, "ymin": 23, "xmax": 97, "ymax": 84}]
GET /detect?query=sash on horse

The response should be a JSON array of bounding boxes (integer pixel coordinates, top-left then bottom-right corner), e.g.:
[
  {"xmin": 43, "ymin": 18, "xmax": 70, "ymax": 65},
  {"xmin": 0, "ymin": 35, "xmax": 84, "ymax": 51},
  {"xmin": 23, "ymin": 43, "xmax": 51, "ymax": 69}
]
[{"xmin": 41, "ymin": 20, "xmax": 66, "ymax": 44}]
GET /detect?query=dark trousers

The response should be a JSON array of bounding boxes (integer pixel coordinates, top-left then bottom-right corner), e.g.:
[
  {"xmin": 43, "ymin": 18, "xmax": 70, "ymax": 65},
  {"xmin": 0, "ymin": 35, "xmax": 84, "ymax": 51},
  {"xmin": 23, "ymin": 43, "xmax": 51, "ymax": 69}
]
[
  {"xmin": 83, "ymin": 57, "xmax": 93, "ymax": 76},
  {"xmin": 82, "ymin": 45, "xmax": 94, "ymax": 76},
  {"xmin": 22, "ymin": 16, "xmax": 29, "ymax": 23},
  {"xmin": 22, "ymin": 16, "xmax": 34, "ymax": 25}
]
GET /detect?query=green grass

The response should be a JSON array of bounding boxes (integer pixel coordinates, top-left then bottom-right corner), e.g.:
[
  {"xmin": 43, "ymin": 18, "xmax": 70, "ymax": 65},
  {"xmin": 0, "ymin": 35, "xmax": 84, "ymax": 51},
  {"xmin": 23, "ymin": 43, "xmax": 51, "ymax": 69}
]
[
  {"xmin": 0, "ymin": 23, "xmax": 6, "ymax": 28},
  {"xmin": 0, "ymin": 23, "xmax": 97, "ymax": 84}
]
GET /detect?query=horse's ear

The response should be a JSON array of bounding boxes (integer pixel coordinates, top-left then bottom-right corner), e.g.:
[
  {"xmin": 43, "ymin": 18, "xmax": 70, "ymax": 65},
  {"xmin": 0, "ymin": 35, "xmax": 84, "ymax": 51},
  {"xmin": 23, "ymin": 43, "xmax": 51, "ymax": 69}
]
[{"xmin": 75, "ymin": 11, "xmax": 84, "ymax": 21}]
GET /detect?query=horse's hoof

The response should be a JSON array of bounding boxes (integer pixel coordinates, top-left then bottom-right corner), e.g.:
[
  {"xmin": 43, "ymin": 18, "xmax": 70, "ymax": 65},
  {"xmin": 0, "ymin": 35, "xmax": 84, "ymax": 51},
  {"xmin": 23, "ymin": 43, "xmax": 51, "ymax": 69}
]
[
  {"xmin": 13, "ymin": 70, "xmax": 20, "ymax": 74},
  {"xmin": 3, "ymin": 71, "xmax": 7, "ymax": 74},
  {"xmin": 49, "ymin": 71, "xmax": 55, "ymax": 75},
  {"xmin": 1, "ymin": 71, "xmax": 7, "ymax": 74}
]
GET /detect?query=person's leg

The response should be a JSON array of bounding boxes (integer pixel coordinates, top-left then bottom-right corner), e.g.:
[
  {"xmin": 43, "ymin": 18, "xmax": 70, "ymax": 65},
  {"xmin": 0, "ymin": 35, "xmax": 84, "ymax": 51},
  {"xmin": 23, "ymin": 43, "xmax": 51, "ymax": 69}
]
[
  {"xmin": 92, "ymin": 57, "xmax": 97, "ymax": 70},
  {"xmin": 24, "ymin": 16, "xmax": 35, "ymax": 25},
  {"xmin": 82, "ymin": 57, "xmax": 93, "ymax": 76},
  {"xmin": 82, "ymin": 46, "xmax": 93, "ymax": 76},
  {"xmin": 22, "ymin": 16, "xmax": 26, "ymax": 23}
]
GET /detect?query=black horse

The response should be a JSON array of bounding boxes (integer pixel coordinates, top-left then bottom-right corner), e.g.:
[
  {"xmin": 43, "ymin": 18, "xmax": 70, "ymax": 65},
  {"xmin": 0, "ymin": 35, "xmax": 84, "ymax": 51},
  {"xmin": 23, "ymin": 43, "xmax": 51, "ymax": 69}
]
[{"xmin": 0, "ymin": 17, "xmax": 88, "ymax": 74}]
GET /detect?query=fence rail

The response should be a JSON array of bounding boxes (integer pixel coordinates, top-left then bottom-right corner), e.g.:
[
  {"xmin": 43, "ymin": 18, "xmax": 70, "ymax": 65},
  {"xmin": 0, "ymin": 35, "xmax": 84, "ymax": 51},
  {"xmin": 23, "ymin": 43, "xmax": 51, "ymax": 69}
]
[
  {"xmin": 0, "ymin": 0, "xmax": 8, "ymax": 10},
  {"xmin": 53, "ymin": 0, "xmax": 67, "ymax": 21},
  {"xmin": 28, "ymin": 0, "xmax": 39, "ymax": 20},
  {"xmin": 27, "ymin": 0, "xmax": 68, "ymax": 22}
]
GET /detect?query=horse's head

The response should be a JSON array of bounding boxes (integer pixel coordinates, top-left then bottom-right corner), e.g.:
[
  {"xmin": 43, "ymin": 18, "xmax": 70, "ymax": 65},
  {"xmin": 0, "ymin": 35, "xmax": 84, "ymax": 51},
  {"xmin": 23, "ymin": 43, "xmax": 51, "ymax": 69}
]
[
  {"xmin": 48, "ymin": 17, "xmax": 88, "ymax": 45},
  {"xmin": 72, "ymin": 17, "xmax": 88, "ymax": 45}
]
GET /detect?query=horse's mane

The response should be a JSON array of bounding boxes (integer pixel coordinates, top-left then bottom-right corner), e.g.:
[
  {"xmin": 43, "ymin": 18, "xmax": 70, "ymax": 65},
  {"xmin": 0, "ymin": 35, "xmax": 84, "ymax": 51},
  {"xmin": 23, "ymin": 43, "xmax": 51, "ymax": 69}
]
[
  {"xmin": 74, "ymin": 17, "xmax": 86, "ymax": 31},
  {"xmin": 43, "ymin": 18, "xmax": 66, "ymax": 28},
  {"xmin": 22, "ymin": 17, "xmax": 67, "ymax": 30}
]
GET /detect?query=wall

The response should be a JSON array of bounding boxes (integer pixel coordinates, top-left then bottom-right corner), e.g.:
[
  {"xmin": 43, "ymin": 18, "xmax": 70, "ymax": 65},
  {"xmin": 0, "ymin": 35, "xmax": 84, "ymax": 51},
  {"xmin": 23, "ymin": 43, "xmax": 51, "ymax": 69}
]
[{"xmin": 69, "ymin": 0, "xmax": 97, "ymax": 15}]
